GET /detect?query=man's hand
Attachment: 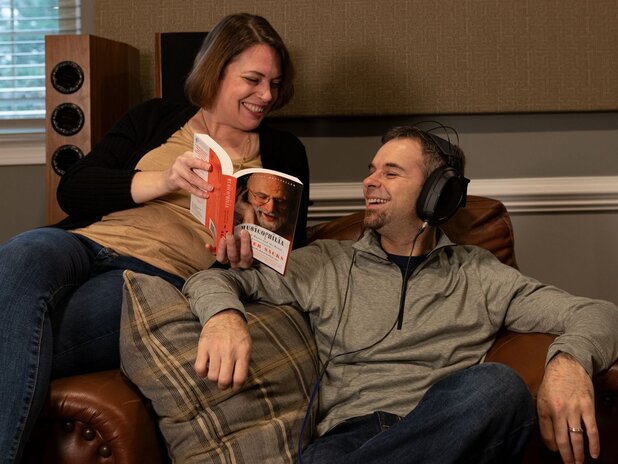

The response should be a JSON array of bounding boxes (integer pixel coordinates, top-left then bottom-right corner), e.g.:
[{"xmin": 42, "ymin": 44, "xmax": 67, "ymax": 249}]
[
  {"xmin": 194, "ymin": 309, "xmax": 252, "ymax": 391},
  {"xmin": 206, "ymin": 230, "xmax": 254, "ymax": 269},
  {"xmin": 536, "ymin": 352, "xmax": 599, "ymax": 464}
]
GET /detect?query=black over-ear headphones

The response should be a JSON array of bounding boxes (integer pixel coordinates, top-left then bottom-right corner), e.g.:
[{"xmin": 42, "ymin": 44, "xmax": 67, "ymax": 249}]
[{"xmin": 415, "ymin": 129, "xmax": 470, "ymax": 226}]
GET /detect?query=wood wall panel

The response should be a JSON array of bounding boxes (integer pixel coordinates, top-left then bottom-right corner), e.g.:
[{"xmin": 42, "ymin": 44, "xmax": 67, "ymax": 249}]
[{"xmin": 94, "ymin": 0, "xmax": 618, "ymax": 116}]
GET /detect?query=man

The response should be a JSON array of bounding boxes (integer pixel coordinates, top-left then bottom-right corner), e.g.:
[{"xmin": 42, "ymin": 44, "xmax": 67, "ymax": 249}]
[
  {"xmin": 234, "ymin": 172, "xmax": 296, "ymax": 239},
  {"xmin": 184, "ymin": 126, "xmax": 618, "ymax": 464}
]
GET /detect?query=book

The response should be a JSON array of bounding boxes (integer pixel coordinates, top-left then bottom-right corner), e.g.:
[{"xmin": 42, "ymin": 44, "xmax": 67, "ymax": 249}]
[{"xmin": 190, "ymin": 133, "xmax": 303, "ymax": 274}]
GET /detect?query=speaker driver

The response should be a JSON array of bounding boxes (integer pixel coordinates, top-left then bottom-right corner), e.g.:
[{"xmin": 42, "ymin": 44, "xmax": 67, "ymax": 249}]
[
  {"xmin": 50, "ymin": 61, "xmax": 84, "ymax": 94},
  {"xmin": 51, "ymin": 145, "xmax": 84, "ymax": 176},
  {"xmin": 51, "ymin": 103, "xmax": 85, "ymax": 136}
]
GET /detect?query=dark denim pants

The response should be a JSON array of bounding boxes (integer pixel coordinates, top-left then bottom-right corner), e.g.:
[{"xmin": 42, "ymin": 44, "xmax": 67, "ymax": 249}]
[
  {"xmin": 0, "ymin": 227, "xmax": 184, "ymax": 463},
  {"xmin": 302, "ymin": 363, "xmax": 536, "ymax": 464}
]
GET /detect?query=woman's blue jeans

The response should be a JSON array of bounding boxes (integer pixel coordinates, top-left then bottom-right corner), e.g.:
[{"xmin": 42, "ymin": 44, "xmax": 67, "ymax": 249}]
[
  {"xmin": 0, "ymin": 227, "xmax": 184, "ymax": 463},
  {"xmin": 302, "ymin": 363, "xmax": 536, "ymax": 464}
]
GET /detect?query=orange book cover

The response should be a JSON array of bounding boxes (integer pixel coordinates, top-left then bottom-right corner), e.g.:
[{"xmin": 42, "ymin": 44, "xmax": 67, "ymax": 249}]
[{"xmin": 190, "ymin": 134, "xmax": 303, "ymax": 274}]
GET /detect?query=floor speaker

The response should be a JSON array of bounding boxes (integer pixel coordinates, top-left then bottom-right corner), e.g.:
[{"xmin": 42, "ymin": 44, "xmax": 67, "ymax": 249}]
[
  {"xmin": 45, "ymin": 34, "xmax": 140, "ymax": 224},
  {"xmin": 154, "ymin": 31, "xmax": 207, "ymax": 102}
]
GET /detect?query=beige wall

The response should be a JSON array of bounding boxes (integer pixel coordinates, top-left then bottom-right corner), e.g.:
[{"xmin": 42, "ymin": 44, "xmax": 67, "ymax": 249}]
[
  {"xmin": 0, "ymin": 166, "xmax": 46, "ymax": 241},
  {"xmin": 272, "ymin": 112, "xmax": 618, "ymax": 183},
  {"xmin": 94, "ymin": 0, "xmax": 617, "ymax": 116},
  {"xmin": 90, "ymin": 0, "xmax": 618, "ymax": 180},
  {"xmin": 511, "ymin": 213, "xmax": 618, "ymax": 304}
]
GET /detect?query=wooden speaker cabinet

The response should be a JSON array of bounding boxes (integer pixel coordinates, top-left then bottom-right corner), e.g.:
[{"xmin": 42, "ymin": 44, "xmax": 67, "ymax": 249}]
[{"xmin": 45, "ymin": 34, "xmax": 140, "ymax": 224}]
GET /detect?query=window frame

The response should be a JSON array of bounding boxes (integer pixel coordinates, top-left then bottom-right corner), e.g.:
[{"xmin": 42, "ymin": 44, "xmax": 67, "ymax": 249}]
[{"xmin": 0, "ymin": 0, "xmax": 92, "ymax": 166}]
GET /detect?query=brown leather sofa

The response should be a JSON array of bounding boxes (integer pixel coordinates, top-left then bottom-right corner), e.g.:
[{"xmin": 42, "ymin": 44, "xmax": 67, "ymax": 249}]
[{"xmin": 23, "ymin": 196, "xmax": 618, "ymax": 463}]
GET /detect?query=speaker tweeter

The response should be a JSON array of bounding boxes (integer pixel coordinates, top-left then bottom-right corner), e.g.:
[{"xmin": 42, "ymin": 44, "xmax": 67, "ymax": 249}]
[
  {"xmin": 51, "ymin": 102, "xmax": 85, "ymax": 136},
  {"xmin": 51, "ymin": 145, "xmax": 84, "ymax": 176},
  {"xmin": 50, "ymin": 61, "xmax": 84, "ymax": 94}
]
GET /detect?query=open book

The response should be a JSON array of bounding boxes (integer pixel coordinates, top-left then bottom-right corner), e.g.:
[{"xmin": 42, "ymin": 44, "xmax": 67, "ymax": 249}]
[{"xmin": 190, "ymin": 133, "xmax": 303, "ymax": 274}]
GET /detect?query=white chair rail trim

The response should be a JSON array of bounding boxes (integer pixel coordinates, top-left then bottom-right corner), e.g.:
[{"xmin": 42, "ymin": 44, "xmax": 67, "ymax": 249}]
[
  {"xmin": 308, "ymin": 177, "xmax": 618, "ymax": 219},
  {"xmin": 0, "ymin": 133, "xmax": 45, "ymax": 165}
]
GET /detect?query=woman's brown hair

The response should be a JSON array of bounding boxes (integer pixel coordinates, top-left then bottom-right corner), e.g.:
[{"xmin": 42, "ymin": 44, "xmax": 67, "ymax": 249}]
[{"xmin": 185, "ymin": 13, "xmax": 295, "ymax": 112}]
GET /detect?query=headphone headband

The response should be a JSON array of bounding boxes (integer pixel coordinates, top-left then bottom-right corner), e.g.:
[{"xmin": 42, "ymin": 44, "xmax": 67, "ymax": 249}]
[{"xmin": 423, "ymin": 131, "xmax": 461, "ymax": 172}]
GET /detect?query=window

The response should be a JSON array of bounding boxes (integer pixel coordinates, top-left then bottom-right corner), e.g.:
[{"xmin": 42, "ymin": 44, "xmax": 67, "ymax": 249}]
[{"xmin": 0, "ymin": 0, "xmax": 81, "ymax": 121}]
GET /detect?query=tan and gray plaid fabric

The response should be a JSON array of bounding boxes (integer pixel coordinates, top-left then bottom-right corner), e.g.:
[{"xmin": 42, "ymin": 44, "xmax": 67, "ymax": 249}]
[{"xmin": 120, "ymin": 271, "xmax": 318, "ymax": 463}]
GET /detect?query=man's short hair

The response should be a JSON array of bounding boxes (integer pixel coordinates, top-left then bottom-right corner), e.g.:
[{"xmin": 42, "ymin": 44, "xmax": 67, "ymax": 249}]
[{"xmin": 381, "ymin": 126, "xmax": 466, "ymax": 179}]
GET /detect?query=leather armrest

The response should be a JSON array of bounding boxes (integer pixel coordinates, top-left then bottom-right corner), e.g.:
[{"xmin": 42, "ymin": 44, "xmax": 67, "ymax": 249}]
[
  {"xmin": 485, "ymin": 331, "xmax": 556, "ymax": 397},
  {"xmin": 24, "ymin": 370, "xmax": 165, "ymax": 464},
  {"xmin": 595, "ymin": 362, "xmax": 618, "ymax": 391},
  {"xmin": 485, "ymin": 331, "xmax": 618, "ymax": 395}
]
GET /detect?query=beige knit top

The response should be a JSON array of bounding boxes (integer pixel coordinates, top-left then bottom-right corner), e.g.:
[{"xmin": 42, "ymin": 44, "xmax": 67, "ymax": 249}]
[{"xmin": 72, "ymin": 123, "xmax": 261, "ymax": 278}]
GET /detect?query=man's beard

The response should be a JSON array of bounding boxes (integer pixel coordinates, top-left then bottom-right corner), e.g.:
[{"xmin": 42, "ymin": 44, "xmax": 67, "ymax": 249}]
[{"xmin": 363, "ymin": 209, "xmax": 386, "ymax": 230}]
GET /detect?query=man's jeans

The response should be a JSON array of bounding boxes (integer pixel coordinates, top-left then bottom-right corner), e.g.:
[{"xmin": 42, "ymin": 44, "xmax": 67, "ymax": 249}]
[
  {"xmin": 0, "ymin": 227, "xmax": 184, "ymax": 464},
  {"xmin": 302, "ymin": 363, "xmax": 536, "ymax": 464}
]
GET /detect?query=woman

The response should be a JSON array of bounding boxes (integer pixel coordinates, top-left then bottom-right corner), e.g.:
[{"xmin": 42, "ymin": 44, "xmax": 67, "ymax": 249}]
[{"xmin": 0, "ymin": 13, "xmax": 309, "ymax": 462}]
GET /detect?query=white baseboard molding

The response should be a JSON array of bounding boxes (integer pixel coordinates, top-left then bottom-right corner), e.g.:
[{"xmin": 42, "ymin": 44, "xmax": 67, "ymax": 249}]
[{"xmin": 309, "ymin": 176, "xmax": 618, "ymax": 219}]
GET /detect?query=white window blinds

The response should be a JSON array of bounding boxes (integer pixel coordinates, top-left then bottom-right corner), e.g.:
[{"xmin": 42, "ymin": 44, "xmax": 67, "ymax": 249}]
[{"xmin": 0, "ymin": 0, "xmax": 81, "ymax": 120}]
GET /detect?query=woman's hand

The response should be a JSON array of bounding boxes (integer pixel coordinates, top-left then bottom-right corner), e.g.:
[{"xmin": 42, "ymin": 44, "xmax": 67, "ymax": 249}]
[
  {"xmin": 206, "ymin": 230, "xmax": 254, "ymax": 269},
  {"xmin": 131, "ymin": 151, "xmax": 213, "ymax": 203}
]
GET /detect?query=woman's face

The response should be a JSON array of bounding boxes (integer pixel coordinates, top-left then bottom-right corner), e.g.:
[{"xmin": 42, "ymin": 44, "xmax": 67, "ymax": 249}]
[{"xmin": 211, "ymin": 44, "xmax": 282, "ymax": 131}]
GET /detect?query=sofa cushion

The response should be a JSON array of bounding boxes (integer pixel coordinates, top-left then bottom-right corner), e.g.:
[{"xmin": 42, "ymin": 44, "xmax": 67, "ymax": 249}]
[{"xmin": 120, "ymin": 271, "xmax": 318, "ymax": 463}]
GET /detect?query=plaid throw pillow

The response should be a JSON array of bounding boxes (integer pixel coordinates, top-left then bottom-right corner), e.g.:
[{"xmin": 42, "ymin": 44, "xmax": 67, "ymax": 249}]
[{"xmin": 120, "ymin": 271, "xmax": 318, "ymax": 463}]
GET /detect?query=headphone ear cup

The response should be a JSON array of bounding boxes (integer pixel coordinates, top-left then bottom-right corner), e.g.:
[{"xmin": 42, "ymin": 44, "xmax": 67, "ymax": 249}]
[{"xmin": 416, "ymin": 167, "xmax": 468, "ymax": 225}]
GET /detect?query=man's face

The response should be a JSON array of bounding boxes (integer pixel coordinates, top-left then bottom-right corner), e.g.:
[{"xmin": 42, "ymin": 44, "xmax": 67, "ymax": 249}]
[
  {"xmin": 362, "ymin": 138, "xmax": 426, "ymax": 234},
  {"xmin": 246, "ymin": 174, "xmax": 289, "ymax": 233}
]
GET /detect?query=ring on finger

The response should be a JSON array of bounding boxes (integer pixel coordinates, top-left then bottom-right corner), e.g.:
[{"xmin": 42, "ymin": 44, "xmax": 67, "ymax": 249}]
[{"xmin": 568, "ymin": 426, "xmax": 585, "ymax": 434}]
